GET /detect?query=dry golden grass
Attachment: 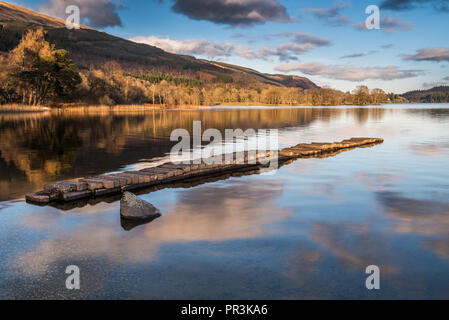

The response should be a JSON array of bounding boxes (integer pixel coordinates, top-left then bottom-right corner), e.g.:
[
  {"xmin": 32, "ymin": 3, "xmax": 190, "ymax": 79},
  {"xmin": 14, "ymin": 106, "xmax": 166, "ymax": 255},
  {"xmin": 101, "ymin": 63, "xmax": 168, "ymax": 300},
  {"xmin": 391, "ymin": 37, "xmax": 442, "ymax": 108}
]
[
  {"xmin": 0, "ymin": 104, "xmax": 206, "ymax": 114},
  {"xmin": 0, "ymin": 104, "xmax": 50, "ymax": 113},
  {"xmin": 53, "ymin": 104, "xmax": 170, "ymax": 113}
]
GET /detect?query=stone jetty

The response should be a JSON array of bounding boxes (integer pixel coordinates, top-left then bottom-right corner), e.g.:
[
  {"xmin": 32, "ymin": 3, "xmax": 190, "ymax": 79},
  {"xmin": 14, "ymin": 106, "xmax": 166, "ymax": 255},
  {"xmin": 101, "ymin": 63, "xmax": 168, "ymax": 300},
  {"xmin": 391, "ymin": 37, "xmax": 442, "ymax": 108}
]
[{"xmin": 26, "ymin": 137, "xmax": 383, "ymax": 205}]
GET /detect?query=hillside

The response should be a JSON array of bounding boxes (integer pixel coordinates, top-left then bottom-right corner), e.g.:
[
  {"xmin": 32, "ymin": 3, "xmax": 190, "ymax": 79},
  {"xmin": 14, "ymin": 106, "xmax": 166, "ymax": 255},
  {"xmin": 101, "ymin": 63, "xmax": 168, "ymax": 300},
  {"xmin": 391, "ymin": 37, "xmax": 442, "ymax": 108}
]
[
  {"xmin": 402, "ymin": 86, "xmax": 449, "ymax": 103},
  {"xmin": 0, "ymin": 0, "xmax": 69, "ymax": 28},
  {"xmin": 0, "ymin": 1, "xmax": 318, "ymax": 90},
  {"xmin": 212, "ymin": 61, "xmax": 318, "ymax": 89}
]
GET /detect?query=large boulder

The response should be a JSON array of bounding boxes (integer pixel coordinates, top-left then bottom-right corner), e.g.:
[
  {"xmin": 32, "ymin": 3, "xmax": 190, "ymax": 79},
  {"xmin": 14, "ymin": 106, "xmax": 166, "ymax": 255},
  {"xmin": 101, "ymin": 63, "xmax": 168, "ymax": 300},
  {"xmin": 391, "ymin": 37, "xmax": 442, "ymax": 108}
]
[{"xmin": 120, "ymin": 192, "xmax": 161, "ymax": 221}]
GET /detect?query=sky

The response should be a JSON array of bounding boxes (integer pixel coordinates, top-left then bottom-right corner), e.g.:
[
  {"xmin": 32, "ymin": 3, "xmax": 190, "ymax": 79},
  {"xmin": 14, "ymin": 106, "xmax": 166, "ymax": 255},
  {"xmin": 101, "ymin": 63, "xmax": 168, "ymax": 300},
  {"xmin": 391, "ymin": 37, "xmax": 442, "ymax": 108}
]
[{"xmin": 9, "ymin": 0, "xmax": 449, "ymax": 93}]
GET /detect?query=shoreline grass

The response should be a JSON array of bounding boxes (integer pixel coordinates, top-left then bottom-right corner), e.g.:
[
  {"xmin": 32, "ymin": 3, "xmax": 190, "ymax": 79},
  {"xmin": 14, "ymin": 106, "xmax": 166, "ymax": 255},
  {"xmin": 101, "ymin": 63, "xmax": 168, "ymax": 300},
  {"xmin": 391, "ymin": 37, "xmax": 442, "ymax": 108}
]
[
  {"xmin": 0, "ymin": 104, "xmax": 50, "ymax": 113},
  {"xmin": 0, "ymin": 101, "xmax": 429, "ymax": 114}
]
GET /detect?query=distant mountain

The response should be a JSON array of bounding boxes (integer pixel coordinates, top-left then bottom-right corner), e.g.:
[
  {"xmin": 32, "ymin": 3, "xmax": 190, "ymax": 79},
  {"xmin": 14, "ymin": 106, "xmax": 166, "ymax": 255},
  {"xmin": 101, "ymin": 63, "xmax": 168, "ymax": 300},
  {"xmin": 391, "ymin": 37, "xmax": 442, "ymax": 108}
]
[
  {"xmin": 211, "ymin": 61, "xmax": 318, "ymax": 89},
  {"xmin": 0, "ymin": 1, "xmax": 318, "ymax": 90},
  {"xmin": 401, "ymin": 86, "xmax": 449, "ymax": 103}
]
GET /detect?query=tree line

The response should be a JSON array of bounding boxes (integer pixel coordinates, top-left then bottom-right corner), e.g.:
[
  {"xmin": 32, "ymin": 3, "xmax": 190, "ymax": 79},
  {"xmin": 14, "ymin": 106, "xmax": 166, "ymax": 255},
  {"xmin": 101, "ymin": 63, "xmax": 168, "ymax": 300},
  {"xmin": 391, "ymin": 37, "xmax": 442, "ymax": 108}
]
[
  {"xmin": 0, "ymin": 28, "xmax": 81, "ymax": 105},
  {"xmin": 0, "ymin": 29, "xmax": 403, "ymax": 107}
]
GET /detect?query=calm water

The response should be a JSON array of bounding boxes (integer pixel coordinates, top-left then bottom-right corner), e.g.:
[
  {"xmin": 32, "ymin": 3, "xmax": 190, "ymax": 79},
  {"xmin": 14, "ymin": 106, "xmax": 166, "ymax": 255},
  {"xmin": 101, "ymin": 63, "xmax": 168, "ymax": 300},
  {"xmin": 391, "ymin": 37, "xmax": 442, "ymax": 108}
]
[{"xmin": 1, "ymin": 104, "xmax": 449, "ymax": 299}]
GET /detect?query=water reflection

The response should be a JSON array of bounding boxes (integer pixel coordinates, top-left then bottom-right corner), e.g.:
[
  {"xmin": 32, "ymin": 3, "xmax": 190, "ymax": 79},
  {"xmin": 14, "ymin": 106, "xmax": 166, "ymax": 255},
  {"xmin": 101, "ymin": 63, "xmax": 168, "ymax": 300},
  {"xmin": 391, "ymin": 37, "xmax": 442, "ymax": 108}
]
[
  {"xmin": 121, "ymin": 216, "xmax": 160, "ymax": 231},
  {"xmin": 1, "ymin": 105, "xmax": 449, "ymax": 299},
  {"xmin": 309, "ymin": 222, "xmax": 398, "ymax": 275},
  {"xmin": 377, "ymin": 192, "xmax": 449, "ymax": 257},
  {"xmin": 410, "ymin": 143, "xmax": 449, "ymax": 157},
  {"xmin": 9, "ymin": 179, "xmax": 289, "ymax": 278},
  {"xmin": 406, "ymin": 107, "xmax": 449, "ymax": 120},
  {"xmin": 0, "ymin": 107, "xmax": 386, "ymax": 201}
]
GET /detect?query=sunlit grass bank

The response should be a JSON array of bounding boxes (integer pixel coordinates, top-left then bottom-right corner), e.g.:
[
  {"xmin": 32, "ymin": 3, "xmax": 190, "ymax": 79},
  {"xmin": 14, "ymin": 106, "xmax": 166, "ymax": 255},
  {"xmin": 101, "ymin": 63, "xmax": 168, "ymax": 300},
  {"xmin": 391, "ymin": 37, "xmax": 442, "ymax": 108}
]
[
  {"xmin": 0, "ymin": 103, "xmax": 204, "ymax": 114},
  {"xmin": 0, "ymin": 104, "xmax": 50, "ymax": 113}
]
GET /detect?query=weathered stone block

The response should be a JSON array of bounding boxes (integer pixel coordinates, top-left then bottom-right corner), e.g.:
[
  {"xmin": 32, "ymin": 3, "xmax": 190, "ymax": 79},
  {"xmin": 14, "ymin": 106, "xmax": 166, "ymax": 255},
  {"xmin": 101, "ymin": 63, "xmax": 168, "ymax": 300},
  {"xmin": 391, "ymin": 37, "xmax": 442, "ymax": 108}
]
[
  {"xmin": 139, "ymin": 171, "xmax": 160, "ymax": 181},
  {"xmin": 189, "ymin": 164, "xmax": 200, "ymax": 171},
  {"xmin": 160, "ymin": 163, "xmax": 191, "ymax": 173},
  {"xmin": 44, "ymin": 182, "xmax": 74, "ymax": 193},
  {"xmin": 123, "ymin": 172, "xmax": 144, "ymax": 184},
  {"xmin": 120, "ymin": 172, "xmax": 144, "ymax": 184},
  {"xmin": 79, "ymin": 179, "xmax": 107, "ymax": 191},
  {"xmin": 61, "ymin": 190, "xmax": 92, "ymax": 201},
  {"xmin": 98, "ymin": 176, "xmax": 126, "ymax": 188},
  {"xmin": 151, "ymin": 168, "xmax": 175, "ymax": 178},
  {"xmin": 110, "ymin": 174, "xmax": 133, "ymax": 184},
  {"xmin": 26, "ymin": 192, "xmax": 50, "ymax": 204},
  {"xmin": 127, "ymin": 172, "xmax": 151, "ymax": 183},
  {"xmin": 72, "ymin": 181, "xmax": 88, "ymax": 191},
  {"xmin": 94, "ymin": 187, "xmax": 121, "ymax": 197}
]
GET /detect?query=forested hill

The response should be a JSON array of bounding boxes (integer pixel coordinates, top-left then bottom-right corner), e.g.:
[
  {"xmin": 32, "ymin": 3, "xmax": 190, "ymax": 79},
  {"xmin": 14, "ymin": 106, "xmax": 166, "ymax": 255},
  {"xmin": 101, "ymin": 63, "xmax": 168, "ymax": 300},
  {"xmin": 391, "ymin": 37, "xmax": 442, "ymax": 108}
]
[
  {"xmin": 0, "ymin": 1, "xmax": 318, "ymax": 90},
  {"xmin": 0, "ymin": 1, "xmax": 412, "ymax": 107},
  {"xmin": 401, "ymin": 86, "xmax": 449, "ymax": 103}
]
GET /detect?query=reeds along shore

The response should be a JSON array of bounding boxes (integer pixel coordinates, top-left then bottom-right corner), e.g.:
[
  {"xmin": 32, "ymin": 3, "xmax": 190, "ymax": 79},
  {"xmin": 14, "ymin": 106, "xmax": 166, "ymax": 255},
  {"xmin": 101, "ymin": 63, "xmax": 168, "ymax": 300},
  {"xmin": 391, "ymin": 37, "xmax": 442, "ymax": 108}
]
[
  {"xmin": 0, "ymin": 104, "xmax": 50, "ymax": 113},
  {"xmin": 25, "ymin": 138, "xmax": 384, "ymax": 205},
  {"xmin": 0, "ymin": 104, "xmax": 167, "ymax": 113}
]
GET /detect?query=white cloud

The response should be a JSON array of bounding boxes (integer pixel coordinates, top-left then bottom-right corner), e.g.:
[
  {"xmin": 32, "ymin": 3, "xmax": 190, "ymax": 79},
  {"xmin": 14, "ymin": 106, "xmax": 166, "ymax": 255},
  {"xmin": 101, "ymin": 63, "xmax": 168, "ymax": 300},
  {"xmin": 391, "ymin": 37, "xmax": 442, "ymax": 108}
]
[
  {"xmin": 354, "ymin": 15, "xmax": 413, "ymax": 33},
  {"xmin": 404, "ymin": 47, "xmax": 449, "ymax": 62},
  {"xmin": 131, "ymin": 32, "xmax": 330, "ymax": 62},
  {"xmin": 340, "ymin": 53, "xmax": 365, "ymax": 59},
  {"xmin": 423, "ymin": 81, "xmax": 448, "ymax": 88},
  {"xmin": 381, "ymin": 0, "xmax": 449, "ymax": 12},
  {"xmin": 165, "ymin": 0, "xmax": 292, "ymax": 26},
  {"xmin": 233, "ymin": 45, "xmax": 257, "ymax": 59},
  {"xmin": 40, "ymin": 0, "xmax": 123, "ymax": 28},
  {"xmin": 130, "ymin": 36, "xmax": 234, "ymax": 59},
  {"xmin": 302, "ymin": 3, "xmax": 352, "ymax": 26},
  {"xmin": 258, "ymin": 33, "xmax": 332, "ymax": 62},
  {"xmin": 275, "ymin": 62, "xmax": 421, "ymax": 81}
]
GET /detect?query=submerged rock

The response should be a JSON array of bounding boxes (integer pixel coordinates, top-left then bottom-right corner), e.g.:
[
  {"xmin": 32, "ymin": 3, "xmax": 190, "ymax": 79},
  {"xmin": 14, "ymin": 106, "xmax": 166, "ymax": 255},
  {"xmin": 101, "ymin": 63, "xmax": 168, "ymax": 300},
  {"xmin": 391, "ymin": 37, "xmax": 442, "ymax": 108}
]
[{"xmin": 120, "ymin": 192, "xmax": 161, "ymax": 221}]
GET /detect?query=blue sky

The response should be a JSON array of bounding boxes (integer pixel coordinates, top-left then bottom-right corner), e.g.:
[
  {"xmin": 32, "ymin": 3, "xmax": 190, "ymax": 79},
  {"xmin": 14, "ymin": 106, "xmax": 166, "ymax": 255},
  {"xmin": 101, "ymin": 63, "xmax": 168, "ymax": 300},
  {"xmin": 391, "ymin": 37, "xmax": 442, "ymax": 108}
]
[{"xmin": 11, "ymin": 0, "xmax": 449, "ymax": 93}]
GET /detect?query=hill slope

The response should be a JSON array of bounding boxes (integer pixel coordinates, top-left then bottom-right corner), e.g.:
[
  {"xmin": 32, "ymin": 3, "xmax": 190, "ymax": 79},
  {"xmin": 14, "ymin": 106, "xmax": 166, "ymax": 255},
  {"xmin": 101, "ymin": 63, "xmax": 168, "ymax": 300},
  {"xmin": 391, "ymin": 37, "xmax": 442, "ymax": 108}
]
[
  {"xmin": 0, "ymin": 1, "xmax": 318, "ymax": 89},
  {"xmin": 0, "ymin": 0, "xmax": 68, "ymax": 28},
  {"xmin": 402, "ymin": 86, "xmax": 449, "ymax": 103}
]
